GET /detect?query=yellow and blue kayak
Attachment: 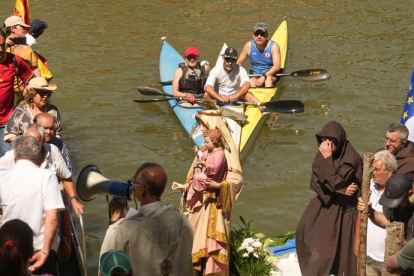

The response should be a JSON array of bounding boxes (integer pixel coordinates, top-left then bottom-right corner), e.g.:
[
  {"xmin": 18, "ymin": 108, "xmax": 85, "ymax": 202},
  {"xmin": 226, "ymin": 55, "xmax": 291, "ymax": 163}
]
[
  {"xmin": 159, "ymin": 19, "xmax": 287, "ymax": 159},
  {"xmin": 216, "ymin": 19, "xmax": 288, "ymax": 159}
]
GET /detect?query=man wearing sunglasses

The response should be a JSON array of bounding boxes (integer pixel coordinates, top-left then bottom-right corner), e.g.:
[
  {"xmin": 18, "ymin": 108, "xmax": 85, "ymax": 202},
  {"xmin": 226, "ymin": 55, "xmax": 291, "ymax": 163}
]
[
  {"xmin": 172, "ymin": 47, "xmax": 210, "ymax": 106},
  {"xmin": 205, "ymin": 47, "xmax": 261, "ymax": 105},
  {"xmin": 379, "ymin": 123, "xmax": 414, "ymax": 187},
  {"xmin": 100, "ymin": 163, "xmax": 193, "ymax": 275},
  {"xmin": 237, "ymin": 23, "xmax": 281, "ymax": 88}
]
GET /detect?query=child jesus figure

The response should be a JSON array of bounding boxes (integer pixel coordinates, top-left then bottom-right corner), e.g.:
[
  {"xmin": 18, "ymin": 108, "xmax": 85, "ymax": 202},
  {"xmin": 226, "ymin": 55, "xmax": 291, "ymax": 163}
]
[{"xmin": 173, "ymin": 128, "xmax": 227, "ymax": 192}]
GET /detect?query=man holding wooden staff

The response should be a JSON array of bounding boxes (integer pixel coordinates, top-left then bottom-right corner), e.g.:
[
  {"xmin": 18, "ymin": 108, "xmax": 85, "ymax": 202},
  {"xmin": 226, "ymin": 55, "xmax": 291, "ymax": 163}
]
[
  {"xmin": 355, "ymin": 150, "xmax": 397, "ymax": 275},
  {"xmin": 358, "ymin": 173, "xmax": 414, "ymax": 241}
]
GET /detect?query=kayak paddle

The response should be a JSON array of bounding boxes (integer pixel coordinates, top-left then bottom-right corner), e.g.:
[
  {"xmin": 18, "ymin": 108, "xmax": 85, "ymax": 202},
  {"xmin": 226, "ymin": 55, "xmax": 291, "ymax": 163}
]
[{"xmin": 249, "ymin": 69, "xmax": 331, "ymax": 82}]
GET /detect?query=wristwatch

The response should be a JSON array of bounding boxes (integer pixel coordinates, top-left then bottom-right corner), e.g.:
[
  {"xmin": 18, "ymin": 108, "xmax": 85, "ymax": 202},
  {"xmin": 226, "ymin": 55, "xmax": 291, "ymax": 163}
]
[
  {"xmin": 262, "ymin": 73, "xmax": 267, "ymax": 79},
  {"xmin": 70, "ymin": 196, "xmax": 80, "ymax": 201}
]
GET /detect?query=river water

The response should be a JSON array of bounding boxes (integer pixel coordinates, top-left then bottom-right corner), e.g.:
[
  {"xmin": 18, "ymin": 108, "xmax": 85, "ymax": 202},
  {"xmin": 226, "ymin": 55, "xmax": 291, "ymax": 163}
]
[{"xmin": 1, "ymin": 0, "xmax": 413, "ymax": 274}]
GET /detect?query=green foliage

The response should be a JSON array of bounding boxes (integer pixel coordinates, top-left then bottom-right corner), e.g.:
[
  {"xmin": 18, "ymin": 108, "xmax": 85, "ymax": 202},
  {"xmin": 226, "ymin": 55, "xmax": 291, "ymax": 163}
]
[
  {"xmin": 229, "ymin": 216, "xmax": 271, "ymax": 276},
  {"xmin": 267, "ymin": 231, "xmax": 296, "ymax": 247}
]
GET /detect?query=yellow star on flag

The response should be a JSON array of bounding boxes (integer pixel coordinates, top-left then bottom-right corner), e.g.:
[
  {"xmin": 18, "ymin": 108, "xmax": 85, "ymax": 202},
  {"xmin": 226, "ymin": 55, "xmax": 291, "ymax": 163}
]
[
  {"xmin": 403, "ymin": 111, "xmax": 409, "ymax": 120},
  {"xmin": 408, "ymin": 96, "xmax": 414, "ymax": 105},
  {"xmin": 410, "ymin": 84, "xmax": 413, "ymax": 92}
]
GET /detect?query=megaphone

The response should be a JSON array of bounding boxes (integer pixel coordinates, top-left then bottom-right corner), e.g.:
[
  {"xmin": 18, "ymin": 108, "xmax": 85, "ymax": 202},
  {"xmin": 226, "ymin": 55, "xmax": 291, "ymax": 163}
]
[{"xmin": 76, "ymin": 165, "xmax": 134, "ymax": 202}]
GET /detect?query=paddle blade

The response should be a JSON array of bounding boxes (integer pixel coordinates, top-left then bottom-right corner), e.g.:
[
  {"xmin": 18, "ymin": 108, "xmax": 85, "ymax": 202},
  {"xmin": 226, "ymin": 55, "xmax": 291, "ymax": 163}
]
[
  {"xmin": 291, "ymin": 69, "xmax": 331, "ymax": 82},
  {"xmin": 263, "ymin": 100, "xmax": 305, "ymax": 114},
  {"xmin": 137, "ymin": 86, "xmax": 167, "ymax": 96},
  {"xmin": 220, "ymin": 106, "xmax": 248, "ymax": 123}
]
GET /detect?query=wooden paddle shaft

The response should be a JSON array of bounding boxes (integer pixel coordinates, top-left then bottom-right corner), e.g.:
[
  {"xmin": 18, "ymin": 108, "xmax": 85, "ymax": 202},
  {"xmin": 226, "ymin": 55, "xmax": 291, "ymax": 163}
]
[{"xmin": 357, "ymin": 152, "xmax": 373, "ymax": 276}]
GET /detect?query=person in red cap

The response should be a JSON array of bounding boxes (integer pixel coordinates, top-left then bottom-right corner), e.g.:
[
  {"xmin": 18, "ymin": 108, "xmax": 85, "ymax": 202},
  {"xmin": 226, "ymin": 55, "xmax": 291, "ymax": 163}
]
[{"xmin": 172, "ymin": 46, "xmax": 210, "ymax": 106}]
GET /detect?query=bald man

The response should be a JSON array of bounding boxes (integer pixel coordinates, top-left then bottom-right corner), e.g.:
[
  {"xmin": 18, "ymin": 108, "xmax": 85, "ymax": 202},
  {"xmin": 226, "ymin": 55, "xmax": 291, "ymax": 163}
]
[
  {"xmin": 100, "ymin": 163, "xmax": 193, "ymax": 275},
  {"xmin": 10, "ymin": 113, "xmax": 72, "ymax": 173}
]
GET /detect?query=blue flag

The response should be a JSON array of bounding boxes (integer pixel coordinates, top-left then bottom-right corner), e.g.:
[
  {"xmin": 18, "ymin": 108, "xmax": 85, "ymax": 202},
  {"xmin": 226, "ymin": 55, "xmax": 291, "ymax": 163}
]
[{"xmin": 401, "ymin": 66, "xmax": 414, "ymax": 142}]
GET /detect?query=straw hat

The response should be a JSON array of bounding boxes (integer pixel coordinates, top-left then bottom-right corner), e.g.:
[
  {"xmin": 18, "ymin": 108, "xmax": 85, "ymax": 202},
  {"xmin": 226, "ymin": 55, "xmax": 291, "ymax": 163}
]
[{"xmin": 23, "ymin": 77, "xmax": 57, "ymax": 97}]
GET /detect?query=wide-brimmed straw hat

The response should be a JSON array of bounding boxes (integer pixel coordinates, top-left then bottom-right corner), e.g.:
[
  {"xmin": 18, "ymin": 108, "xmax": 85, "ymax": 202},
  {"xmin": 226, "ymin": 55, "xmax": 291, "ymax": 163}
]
[{"xmin": 23, "ymin": 77, "xmax": 57, "ymax": 97}]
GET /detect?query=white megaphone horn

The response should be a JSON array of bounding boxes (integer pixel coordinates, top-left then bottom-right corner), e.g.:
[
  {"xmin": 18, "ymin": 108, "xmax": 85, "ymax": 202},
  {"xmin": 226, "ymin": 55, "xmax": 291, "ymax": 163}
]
[{"xmin": 76, "ymin": 165, "xmax": 134, "ymax": 202}]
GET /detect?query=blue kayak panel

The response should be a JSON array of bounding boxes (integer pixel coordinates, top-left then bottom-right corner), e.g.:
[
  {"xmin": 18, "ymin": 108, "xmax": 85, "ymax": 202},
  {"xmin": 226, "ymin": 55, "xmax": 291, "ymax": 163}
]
[
  {"xmin": 266, "ymin": 236, "xmax": 296, "ymax": 257},
  {"xmin": 159, "ymin": 40, "xmax": 204, "ymax": 148},
  {"xmin": 159, "ymin": 40, "xmax": 185, "ymax": 87}
]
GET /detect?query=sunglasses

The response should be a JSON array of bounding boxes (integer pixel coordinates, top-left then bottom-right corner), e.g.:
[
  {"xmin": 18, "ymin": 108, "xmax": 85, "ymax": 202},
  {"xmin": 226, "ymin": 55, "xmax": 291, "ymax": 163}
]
[
  {"xmin": 254, "ymin": 31, "xmax": 266, "ymax": 37},
  {"xmin": 224, "ymin": 57, "xmax": 237, "ymax": 63},
  {"xmin": 133, "ymin": 180, "xmax": 149, "ymax": 191},
  {"xmin": 37, "ymin": 91, "xmax": 52, "ymax": 98},
  {"xmin": 186, "ymin": 55, "xmax": 198, "ymax": 61}
]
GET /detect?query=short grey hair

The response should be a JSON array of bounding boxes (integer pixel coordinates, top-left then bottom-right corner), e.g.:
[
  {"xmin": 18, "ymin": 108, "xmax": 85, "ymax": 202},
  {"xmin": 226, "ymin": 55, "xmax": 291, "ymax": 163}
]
[
  {"xmin": 15, "ymin": 136, "xmax": 40, "ymax": 162},
  {"xmin": 23, "ymin": 123, "xmax": 45, "ymax": 142},
  {"xmin": 387, "ymin": 123, "xmax": 409, "ymax": 141},
  {"xmin": 373, "ymin": 150, "xmax": 398, "ymax": 173}
]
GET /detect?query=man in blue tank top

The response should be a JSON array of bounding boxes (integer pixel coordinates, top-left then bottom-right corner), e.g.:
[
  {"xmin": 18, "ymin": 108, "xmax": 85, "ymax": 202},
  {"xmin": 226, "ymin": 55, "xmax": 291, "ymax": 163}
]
[{"xmin": 238, "ymin": 23, "xmax": 281, "ymax": 88}]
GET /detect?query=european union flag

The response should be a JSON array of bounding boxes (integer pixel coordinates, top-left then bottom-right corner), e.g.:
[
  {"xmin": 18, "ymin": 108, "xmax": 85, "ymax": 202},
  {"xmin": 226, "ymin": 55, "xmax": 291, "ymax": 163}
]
[{"xmin": 401, "ymin": 66, "xmax": 414, "ymax": 142}]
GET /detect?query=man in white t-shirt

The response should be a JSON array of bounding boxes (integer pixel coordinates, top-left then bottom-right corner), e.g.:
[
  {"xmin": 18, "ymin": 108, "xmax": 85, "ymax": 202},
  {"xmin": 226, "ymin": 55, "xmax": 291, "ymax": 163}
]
[
  {"xmin": 0, "ymin": 123, "xmax": 84, "ymax": 215},
  {"xmin": 0, "ymin": 135, "xmax": 64, "ymax": 274},
  {"xmin": 366, "ymin": 150, "xmax": 397, "ymax": 275},
  {"xmin": 205, "ymin": 47, "xmax": 261, "ymax": 105}
]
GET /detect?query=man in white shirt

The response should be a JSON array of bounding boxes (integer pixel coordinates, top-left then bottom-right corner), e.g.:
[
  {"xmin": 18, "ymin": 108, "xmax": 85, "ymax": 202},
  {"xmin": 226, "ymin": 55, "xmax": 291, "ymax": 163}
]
[
  {"xmin": 356, "ymin": 150, "xmax": 397, "ymax": 275},
  {"xmin": 0, "ymin": 123, "xmax": 84, "ymax": 214},
  {"xmin": 205, "ymin": 47, "xmax": 260, "ymax": 104},
  {"xmin": 0, "ymin": 135, "xmax": 64, "ymax": 274}
]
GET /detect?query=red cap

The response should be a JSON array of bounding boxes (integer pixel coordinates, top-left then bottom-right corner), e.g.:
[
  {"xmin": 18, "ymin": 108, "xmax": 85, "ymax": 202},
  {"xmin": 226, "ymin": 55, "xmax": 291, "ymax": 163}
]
[{"xmin": 185, "ymin": 47, "xmax": 199, "ymax": 57}]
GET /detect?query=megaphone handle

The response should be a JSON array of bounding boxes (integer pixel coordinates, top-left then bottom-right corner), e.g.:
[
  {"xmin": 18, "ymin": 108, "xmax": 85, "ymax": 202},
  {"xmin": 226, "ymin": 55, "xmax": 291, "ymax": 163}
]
[{"xmin": 106, "ymin": 195, "xmax": 112, "ymax": 221}]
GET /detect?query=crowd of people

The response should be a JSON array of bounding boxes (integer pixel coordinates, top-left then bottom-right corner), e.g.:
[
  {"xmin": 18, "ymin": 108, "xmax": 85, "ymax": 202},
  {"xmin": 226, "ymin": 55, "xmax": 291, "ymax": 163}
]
[
  {"xmin": 6, "ymin": 15, "xmax": 414, "ymax": 276},
  {"xmin": 0, "ymin": 14, "xmax": 85, "ymax": 275},
  {"xmin": 296, "ymin": 122, "xmax": 414, "ymax": 276},
  {"xmin": 0, "ymin": 19, "xmax": 279, "ymax": 275}
]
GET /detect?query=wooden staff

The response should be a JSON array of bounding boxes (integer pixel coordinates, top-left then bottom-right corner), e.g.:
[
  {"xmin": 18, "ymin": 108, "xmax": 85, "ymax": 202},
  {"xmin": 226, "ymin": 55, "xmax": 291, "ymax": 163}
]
[
  {"xmin": 357, "ymin": 152, "xmax": 373, "ymax": 276},
  {"xmin": 382, "ymin": 222, "xmax": 405, "ymax": 276}
]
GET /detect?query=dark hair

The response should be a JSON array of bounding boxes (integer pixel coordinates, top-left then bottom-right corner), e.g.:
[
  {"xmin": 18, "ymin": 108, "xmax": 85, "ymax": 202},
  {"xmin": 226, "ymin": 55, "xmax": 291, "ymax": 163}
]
[
  {"xmin": 134, "ymin": 163, "xmax": 167, "ymax": 198},
  {"xmin": 387, "ymin": 123, "xmax": 409, "ymax": 141},
  {"xmin": 5, "ymin": 26, "xmax": 13, "ymax": 37},
  {"xmin": 0, "ymin": 28, "xmax": 6, "ymax": 40},
  {"xmin": 0, "ymin": 219, "xmax": 34, "ymax": 276},
  {"xmin": 110, "ymin": 267, "xmax": 133, "ymax": 276}
]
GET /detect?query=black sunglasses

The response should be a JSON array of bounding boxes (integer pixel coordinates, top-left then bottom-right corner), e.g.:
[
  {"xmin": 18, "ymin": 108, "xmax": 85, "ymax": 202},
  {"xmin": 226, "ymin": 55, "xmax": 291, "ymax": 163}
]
[
  {"xmin": 224, "ymin": 57, "xmax": 237, "ymax": 63},
  {"xmin": 254, "ymin": 31, "xmax": 266, "ymax": 37},
  {"xmin": 37, "ymin": 91, "xmax": 52, "ymax": 98}
]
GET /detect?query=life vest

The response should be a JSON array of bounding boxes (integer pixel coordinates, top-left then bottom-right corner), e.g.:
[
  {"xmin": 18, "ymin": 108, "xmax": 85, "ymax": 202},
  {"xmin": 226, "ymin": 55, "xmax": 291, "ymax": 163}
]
[{"xmin": 178, "ymin": 63, "xmax": 206, "ymax": 95}]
